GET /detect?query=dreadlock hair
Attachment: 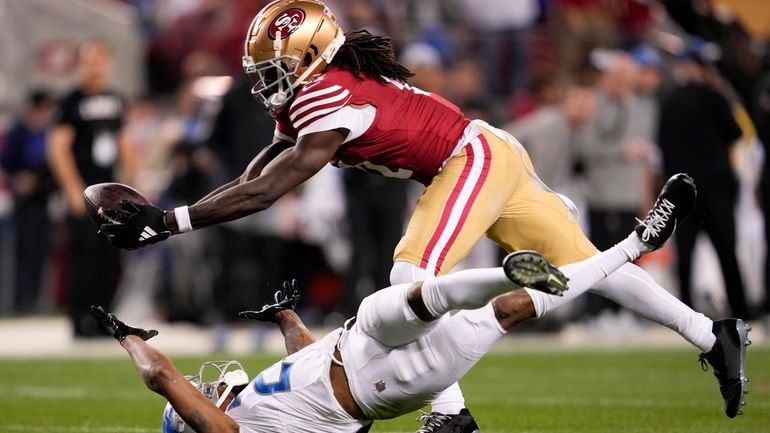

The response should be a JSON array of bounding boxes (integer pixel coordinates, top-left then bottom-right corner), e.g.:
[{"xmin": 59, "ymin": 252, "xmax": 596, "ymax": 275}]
[{"xmin": 331, "ymin": 30, "xmax": 414, "ymax": 83}]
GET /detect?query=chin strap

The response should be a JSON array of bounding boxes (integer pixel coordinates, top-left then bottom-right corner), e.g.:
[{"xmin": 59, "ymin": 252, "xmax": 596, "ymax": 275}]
[
  {"xmin": 271, "ymin": 29, "xmax": 289, "ymax": 105},
  {"xmin": 264, "ymin": 27, "xmax": 345, "ymax": 110}
]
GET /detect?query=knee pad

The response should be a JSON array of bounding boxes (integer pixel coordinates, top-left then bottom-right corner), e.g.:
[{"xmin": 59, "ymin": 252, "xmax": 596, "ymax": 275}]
[{"xmin": 390, "ymin": 261, "xmax": 431, "ymax": 285}]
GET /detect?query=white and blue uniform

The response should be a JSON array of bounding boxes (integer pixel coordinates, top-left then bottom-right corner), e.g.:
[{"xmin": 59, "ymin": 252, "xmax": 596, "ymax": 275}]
[
  {"xmin": 226, "ymin": 329, "xmax": 371, "ymax": 433},
  {"xmin": 225, "ymin": 283, "xmax": 507, "ymax": 431}
]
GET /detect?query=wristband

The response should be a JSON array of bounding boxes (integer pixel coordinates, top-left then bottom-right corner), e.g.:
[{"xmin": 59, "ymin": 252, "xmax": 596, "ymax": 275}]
[{"xmin": 174, "ymin": 206, "xmax": 193, "ymax": 233}]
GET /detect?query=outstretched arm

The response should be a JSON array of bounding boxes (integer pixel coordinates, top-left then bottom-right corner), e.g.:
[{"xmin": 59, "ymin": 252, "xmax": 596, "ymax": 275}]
[
  {"xmin": 97, "ymin": 129, "xmax": 345, "ymax": 249},
  {"xmin": 238, "ymin": 280, "xmax": 316, "ymax": 354},
  {"xmin": 274, "ymin": 310, "xmax": 316, "ymax": 354},
  {"xmin": 195, "ymin": 138, "xmax": 295, "ymax": 205},
  {"xmin": 167, "ymin": 130, "xmax": 345, "ymax": 231},
  {"xmin": 121, "ymin": 336, "xmax": 239, "ymax": 433},
  {"xmin": 90, "ymin": 306, "xmax": 238, "ymax": 433}
]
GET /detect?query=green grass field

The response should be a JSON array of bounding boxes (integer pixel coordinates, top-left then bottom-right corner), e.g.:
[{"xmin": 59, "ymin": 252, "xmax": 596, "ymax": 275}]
[{"xmin": 1, "ymin": 347, "xmax": 768, "ymax": 433}]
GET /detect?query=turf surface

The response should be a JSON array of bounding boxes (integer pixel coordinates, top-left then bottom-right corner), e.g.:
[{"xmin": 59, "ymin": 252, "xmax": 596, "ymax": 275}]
[{"xmin": 1, "ymin": 347, "xmax": 768, "ymax": 433}]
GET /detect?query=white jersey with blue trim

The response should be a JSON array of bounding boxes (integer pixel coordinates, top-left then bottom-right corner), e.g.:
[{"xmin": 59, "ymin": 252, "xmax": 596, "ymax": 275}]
[{"xmin": 226, "ymin": 328, "xmax": 370, "ymax": 433}]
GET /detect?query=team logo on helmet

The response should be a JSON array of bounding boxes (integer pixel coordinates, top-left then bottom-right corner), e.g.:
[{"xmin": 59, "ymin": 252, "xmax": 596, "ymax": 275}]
[{"xmin": 268, "ymin": 8, "xmax": 306, "ymax": 40}]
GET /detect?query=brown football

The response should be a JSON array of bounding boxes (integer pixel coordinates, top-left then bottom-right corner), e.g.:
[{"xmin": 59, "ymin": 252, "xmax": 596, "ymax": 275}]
[{"xmin": 83, "ymin": 183, "xmax": 150, "ymax": 227}]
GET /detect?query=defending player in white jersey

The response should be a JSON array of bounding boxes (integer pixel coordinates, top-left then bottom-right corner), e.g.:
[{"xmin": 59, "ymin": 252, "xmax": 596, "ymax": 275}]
[{"xmin": 93, "ymin": 177, "xmax": 750, "ymax": 433}]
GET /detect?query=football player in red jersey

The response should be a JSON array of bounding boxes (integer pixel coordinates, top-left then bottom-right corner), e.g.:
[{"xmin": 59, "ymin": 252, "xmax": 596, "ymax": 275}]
[{"xmin": 99, "ymin": 0, "xmax": 750, "ymax": 428}]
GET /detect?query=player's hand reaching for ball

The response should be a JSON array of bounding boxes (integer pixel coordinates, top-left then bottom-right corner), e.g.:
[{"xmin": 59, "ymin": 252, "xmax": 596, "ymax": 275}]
[
  {"xmin": 98, "ymin": 200, "xmax": 171, "ymax": 250},
  {"xmin": 90, "ymin": 305, "xmax": 158, "ymax": 342},
  {"xmin": 238, "ymin": 279, "xmax": 301, "ymax": 322}
]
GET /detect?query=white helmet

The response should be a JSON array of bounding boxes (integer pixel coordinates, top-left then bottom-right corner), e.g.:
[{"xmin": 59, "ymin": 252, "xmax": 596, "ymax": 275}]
[{"xmin": 161, "ymin": 360, "xmax": 250, "ymax": 433}]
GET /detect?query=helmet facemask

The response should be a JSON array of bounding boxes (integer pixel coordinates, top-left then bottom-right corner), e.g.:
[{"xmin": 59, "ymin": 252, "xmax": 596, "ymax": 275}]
[
  {"xmin": 162, "ymin": 360, "xmax": 249, "ymax": 433},
  {"xmin": 243, "ymin": 54, "xmax": 300, "ymax": 111}
]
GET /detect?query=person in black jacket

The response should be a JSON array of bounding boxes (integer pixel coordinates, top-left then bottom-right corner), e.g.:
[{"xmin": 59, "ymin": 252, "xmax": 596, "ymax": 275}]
[{"xmin": 658, "ymin": 48, "xmax": 748, "ymax": 317}]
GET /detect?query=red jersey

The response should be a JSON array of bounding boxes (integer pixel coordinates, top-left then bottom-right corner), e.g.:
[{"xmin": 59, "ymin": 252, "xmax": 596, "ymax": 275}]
[{"xmin": 273, "ymin": 67, "xmax": 470, "ymax": 185}]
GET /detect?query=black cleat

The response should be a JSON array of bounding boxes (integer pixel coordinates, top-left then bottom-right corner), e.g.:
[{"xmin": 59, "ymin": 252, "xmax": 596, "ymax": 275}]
[
  {"xmin": 699, "ymin": 318, "xmax": 751, "ymax": 418},
  {"xmin": 635, "ymin": 173, "xmax": 697, "ymax": 251},
  {"xmin": 503, "ymin": 250, "xmax": 568, "ymax": 296},
  {"xmin": 416, "ymin": 409, "xmax": 479, "ymax": 433}
]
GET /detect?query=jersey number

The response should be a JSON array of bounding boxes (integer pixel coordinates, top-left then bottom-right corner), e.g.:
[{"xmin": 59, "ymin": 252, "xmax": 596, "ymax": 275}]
[{"xmin": 254, "ymin": 362, "xmax": 294, "ymax": 395}]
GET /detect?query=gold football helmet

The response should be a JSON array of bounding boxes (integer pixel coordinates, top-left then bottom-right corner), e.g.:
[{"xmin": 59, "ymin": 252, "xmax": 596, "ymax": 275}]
[{"xmin": 243, "ymin": 0, "xmax": 345, "ymax": 111}]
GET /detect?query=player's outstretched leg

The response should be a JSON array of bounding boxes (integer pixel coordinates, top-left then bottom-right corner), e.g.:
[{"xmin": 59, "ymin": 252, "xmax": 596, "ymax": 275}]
[
  {"xmin": 540, "ymin": 173, "xmax": 752, "ymax": 418},
  {"xmin": 699, "ymin": 319, "xmax": 752, "ymax": 418},
  {"xmin": 631, "ymin": 173, "xmax": 752, "ymax": 417},
  {"xmin": 416, "ymin": 174, "xmax": 706, "ymax": 431}
]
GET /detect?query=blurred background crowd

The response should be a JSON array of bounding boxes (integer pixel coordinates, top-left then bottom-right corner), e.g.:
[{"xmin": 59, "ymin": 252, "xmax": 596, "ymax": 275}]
[{"xmin": 0, "ymin": 0, "xmax": 769, "ymax": 345}]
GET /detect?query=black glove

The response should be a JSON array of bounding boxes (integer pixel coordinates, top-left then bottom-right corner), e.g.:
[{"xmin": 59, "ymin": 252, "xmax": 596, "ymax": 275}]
[
  {"xmin": 238, "ymin": 279, "xmax": 301, "ymax": 322},
  {"xmin": 98, "ymin": 200, "xmax": 171, "ymax": 250},
  {"xmin": 90, "ymin": 305, "xmax": 158, "ymax": 342}
]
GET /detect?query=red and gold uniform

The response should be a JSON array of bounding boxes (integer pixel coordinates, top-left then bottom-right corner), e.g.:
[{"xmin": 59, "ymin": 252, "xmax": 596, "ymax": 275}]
[{"xmin": 274, "ymin": 67, "xmax": 597, "ymax": 275}]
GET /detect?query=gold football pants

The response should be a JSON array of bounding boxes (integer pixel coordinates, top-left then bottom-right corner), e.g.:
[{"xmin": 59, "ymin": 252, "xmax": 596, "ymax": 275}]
[{"xmin": 394, "ymin": 124, "xmax": 597, "ymax": 274}]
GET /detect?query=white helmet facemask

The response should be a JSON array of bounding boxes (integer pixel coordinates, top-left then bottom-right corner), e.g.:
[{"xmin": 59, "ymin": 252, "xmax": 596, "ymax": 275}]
[{"xmin": 162, "ymin": 360, "xmax": 250, "ymax": 433}]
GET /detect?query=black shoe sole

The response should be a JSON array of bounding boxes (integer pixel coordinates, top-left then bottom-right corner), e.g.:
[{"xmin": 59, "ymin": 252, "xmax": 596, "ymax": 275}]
[{"xmin": 502, "ymin": 251, "xmax": 568, "ymax": 296}]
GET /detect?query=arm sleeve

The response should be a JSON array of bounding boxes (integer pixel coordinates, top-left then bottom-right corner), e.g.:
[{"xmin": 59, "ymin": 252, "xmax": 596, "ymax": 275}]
[
  {"xmin": 297, "ymin": 105, "xmax": 376, "ymax": 143},
  {"xmin": 288, "ymin": 84, "xmax": 352, "ymax": 132}
]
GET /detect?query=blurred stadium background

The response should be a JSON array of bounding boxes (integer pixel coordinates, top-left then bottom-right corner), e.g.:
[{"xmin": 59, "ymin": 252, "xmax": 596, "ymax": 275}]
[{"xmin": 0, "ymin": 0, "xmax": 769, "ymax": 430}]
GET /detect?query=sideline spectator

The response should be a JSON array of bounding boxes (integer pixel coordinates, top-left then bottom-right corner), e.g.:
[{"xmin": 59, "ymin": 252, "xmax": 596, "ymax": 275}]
[
  {"xmin": 580, "ymin": 52, "xmax": 655, "ymax": 251},
  {"xmin": 0, "ymin": 90, "xmax": 56, "ymax": 312},
  {"xmin": 449, "ymin": 58, "xmax": 496, "ymax": 122},
  {"xmin": 578, "ymin": 51, "xmax": 657, "ymax": 317},
  {"xmin": 658, "ymin": 46, "xmax": 749, "ymax": 318},
  {"xmin": 47, "ymin": 41, "xmax": 139, "ymax": 337},
  {"xmin": 505, "ymin": 83, "xmax": 595, "ymax": 195}
]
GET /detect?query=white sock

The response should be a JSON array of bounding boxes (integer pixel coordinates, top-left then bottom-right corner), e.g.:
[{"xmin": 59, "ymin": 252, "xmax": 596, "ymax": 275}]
[
  {"xmin": 420, "ymin": 268, "xmax": 517, "ymax": 318},
  {"xmin": 592, "ymin": 263, "xmax": 716, "ymax": 351},
  {"xmin": 430, "ymin": 382, "xmax": 466, "ymax": 414},
  {"xmin": 525, "ymin": 232, "xmax": 641, "ymax": 318},
  {"xmin": 523, "ymin": 232, "xmax": 716, "ymax": 352}
]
